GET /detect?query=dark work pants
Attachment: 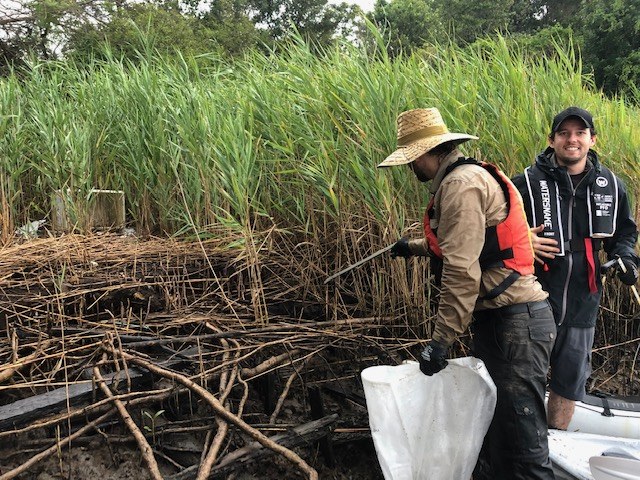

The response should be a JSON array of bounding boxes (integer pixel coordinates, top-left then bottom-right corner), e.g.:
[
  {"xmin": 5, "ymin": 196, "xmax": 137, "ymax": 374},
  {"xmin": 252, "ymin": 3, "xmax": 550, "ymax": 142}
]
[{"xmin": 471, "ymin": 301, "xmax": 557, "ymax": 480}]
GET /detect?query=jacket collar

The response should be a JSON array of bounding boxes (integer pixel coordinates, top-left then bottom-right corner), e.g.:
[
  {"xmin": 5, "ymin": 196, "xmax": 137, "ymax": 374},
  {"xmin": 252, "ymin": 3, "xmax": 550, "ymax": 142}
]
[{"xmin": 429, "ymin": 149, "xmax": 464, "ymax": 194}]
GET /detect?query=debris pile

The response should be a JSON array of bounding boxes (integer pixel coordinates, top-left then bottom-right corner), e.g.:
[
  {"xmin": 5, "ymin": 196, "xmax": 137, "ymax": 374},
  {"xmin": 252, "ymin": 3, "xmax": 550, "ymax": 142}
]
[{"xmin": 0, "ymin": 233, "xmax": 413, "ymax": 479}]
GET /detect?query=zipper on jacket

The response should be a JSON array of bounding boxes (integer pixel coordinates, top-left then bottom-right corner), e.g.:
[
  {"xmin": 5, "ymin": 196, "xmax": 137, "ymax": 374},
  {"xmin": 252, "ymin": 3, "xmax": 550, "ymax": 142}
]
[
  {"xmin": 559, "ymin": 191, "xmax": 572, "ymax": 326},
  {"xmin": 559, "ymin": 171, "xmax": 589, "ymax": 326}
]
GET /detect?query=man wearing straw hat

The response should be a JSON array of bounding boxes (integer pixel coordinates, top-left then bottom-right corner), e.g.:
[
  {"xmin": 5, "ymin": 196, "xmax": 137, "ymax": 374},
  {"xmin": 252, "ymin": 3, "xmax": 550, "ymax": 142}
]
[
  {"xmin": 379, "ymin": 108, "xmax": 556, "ymax": 479},
  {"xmin": 513, "ymin": 107, "xmax": 639, "ymax": 431}
]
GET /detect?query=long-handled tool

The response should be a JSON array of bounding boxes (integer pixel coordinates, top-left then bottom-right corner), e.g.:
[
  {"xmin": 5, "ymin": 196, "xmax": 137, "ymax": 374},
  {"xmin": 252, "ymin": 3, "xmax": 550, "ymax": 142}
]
[{"xmin": 324, "ymin": 244, "xmax": 394, "ymax": 284}]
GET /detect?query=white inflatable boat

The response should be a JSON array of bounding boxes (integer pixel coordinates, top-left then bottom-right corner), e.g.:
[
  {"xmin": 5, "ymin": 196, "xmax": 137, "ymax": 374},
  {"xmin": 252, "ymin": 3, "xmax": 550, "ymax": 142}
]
[
  {"xmin": 547, "ymin": 392, "xmax": 640, "ymax": 479},
  {"xmin": 567, "ymin": 392, "xmax": 640, "ymax": 439}
]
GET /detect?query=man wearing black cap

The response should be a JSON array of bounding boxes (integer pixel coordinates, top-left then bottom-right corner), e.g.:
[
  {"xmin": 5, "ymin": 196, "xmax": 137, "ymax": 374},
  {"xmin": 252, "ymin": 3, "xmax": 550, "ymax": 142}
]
[{"xmin": 513, "ymin": 106, "xmax": 639, "ymax": 429}]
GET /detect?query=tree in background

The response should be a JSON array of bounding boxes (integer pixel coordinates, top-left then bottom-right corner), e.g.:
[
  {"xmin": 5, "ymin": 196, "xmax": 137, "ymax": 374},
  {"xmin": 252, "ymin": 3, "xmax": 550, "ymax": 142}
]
[
  {"xmin": 66, "ymin": 3, "xmax": 216, "ymax": 61},
  {"xmin": 432, "ymin": 0, "xmax": 513, "ymax": 44},
  {"xmin": 539, "ymin": 0, "xmax": 582, "ymax": 28},
  {"xmin": 502, "ymin": 0, "xmax": 640, "ymax": 96},
  {"xmin": 370, "ymin": 0, "xmax": 639, "ymax": 97},
  {"xmin": 0, "ymin": 0, "xmax": 362, "ymax": 67},
  {"xmin": 577, "ymin": 0, "xmax": 640, "ymax": 96},
  {"xmin": 190, "ymin": 0, "xmax": 265, "ymax": 57},
  {"xmin": 370, "ymin": 0, "xmax": 443, "ymax": 56},
  {"xmin": 243, "ymin": 0, "xmax": 358, "ymax": 47},
  {"xmin": 2, "ymin": 0, "xmax": 638, "ymax": 99},
  {"xmin": 371, "ymin": 0, "xmax": 521, "ymax": 50},
  {"xmin": 508, "ymin": 0, "xmax": 547, "ymax": 33},
  {"xmin": 0, "ymin": 0, "xmax": 116, "ymax": 66}
]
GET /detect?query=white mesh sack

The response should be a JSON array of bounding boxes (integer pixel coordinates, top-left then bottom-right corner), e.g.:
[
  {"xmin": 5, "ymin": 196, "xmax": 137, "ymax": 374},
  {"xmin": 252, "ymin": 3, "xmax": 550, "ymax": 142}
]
[{"xmin": 361, "ymin": 357, "xmax": 496, "ymax": 480}]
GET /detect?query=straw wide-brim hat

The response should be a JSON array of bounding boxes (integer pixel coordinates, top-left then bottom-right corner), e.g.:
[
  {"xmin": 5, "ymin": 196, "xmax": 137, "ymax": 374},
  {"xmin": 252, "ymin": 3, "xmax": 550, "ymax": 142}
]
[{"xmin": 378, "ymin": 108, "xmax": 478, "ymax": 168}]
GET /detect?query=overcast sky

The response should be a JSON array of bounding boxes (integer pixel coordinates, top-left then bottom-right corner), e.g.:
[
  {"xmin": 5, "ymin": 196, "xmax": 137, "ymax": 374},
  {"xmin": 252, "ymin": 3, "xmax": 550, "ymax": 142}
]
[
  {"xmin": 331, "ymin": 0, "xmax": 375, "ymax": 12},
  {"xmin": 0, "ymin": 0, "xmax": 376, "ymax": 15}
]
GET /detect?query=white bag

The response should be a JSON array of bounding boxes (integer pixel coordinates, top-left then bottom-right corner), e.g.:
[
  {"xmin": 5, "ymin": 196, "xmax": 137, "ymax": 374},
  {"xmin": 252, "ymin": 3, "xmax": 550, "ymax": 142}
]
[{"xmin": 361, "ymin": 357, "xmax": 497, "ymax": 480}]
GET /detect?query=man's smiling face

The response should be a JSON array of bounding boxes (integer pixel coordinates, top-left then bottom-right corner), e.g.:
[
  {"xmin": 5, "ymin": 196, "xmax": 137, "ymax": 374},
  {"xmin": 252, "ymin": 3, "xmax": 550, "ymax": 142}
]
[{"xmin": 548, "ymin": 117, "xmax": 596, "ymax": 168}]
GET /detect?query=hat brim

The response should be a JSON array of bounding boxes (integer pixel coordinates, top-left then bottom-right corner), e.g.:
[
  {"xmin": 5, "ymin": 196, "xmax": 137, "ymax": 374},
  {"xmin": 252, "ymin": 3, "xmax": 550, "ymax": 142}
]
[
  {"xmin": 377, "ymin": 133, "xmax": 478, "ymax": 168},
  {"xmin": 552, "ymin": 114, "xmax": 592, "ymax": 133}
]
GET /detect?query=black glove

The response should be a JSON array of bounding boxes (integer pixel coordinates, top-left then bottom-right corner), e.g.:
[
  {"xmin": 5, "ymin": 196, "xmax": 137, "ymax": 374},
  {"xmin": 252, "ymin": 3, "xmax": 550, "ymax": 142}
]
[
  {"xmin": 419, "ymin": 340, "xmax": 448, "ymax": 376},
  {"xmin": 617, "ymin": 257, "xmax": 639, "ymax": 286},
  {"xmin": 390, "ymin": 237, "xmax": 412, "ymax": 258}
]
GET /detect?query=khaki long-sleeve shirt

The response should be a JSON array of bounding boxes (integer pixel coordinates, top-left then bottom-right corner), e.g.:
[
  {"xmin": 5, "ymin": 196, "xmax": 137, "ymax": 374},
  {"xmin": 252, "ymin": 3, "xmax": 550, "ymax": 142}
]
[{"xmin": 410, "ymin": 150, "xmax": 548, "ymax": 346}]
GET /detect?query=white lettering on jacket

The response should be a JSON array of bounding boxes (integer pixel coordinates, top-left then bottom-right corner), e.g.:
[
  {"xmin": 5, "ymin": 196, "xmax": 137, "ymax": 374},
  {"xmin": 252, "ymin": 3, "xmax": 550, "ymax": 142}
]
[{"xmin": 540, "ymin": 180, "xmax": 553, "ymax": 229}]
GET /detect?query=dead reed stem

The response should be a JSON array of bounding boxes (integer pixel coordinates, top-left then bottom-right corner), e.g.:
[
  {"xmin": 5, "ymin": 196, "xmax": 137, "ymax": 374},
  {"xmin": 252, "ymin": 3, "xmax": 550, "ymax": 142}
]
[
  {"xmin": 94, "ymin": 350, "xmax": 163, "ymax": 480},
  {"xmin": 120, "ymin": 350, "xmax": 319, "ymax": 480},
  {"xmin": 0, "ymin": 408, "xmax": 117, "ymax": 480}
]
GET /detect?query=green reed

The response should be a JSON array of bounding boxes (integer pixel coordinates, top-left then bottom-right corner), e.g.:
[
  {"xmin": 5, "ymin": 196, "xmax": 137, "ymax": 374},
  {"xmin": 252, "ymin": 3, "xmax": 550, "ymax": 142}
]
[
  {"xmin": 3, "ymin": 30, "xmax": 638, "ymax": 239},
  {"xmin": 2, "ymin": 29, "xmax": 640, "ymax": 338}
]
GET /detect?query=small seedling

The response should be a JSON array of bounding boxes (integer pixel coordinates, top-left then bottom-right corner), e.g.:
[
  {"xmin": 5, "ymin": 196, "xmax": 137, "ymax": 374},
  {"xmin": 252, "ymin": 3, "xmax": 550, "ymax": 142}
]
[{"xmin": 143, "ymin": 409, "xmax": 165, "ymax": 445}]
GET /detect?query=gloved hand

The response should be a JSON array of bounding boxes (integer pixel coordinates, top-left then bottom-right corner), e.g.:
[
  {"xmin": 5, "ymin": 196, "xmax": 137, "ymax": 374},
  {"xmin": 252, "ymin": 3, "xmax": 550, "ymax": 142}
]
[
  {"xmin": 390, "ymin": 237, "xmax": 412, "ymax": 258},
  {"xmin": 419, "ymin": 340, "xmax": 448, "ymax": 376},
  {"xmin": 617, "ymin": 257, "xmax": 639, "ymax": 286}
]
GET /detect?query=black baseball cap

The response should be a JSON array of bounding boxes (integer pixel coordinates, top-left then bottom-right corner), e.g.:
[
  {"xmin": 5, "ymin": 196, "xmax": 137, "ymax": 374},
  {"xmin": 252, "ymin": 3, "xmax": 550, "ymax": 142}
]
[{"xmin": 551, "ymin": 106, "xmax": 596, "ymax": 134}]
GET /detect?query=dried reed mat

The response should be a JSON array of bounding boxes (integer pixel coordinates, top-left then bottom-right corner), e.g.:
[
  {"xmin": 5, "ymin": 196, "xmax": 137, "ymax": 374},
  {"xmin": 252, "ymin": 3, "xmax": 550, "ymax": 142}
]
[{"xmin": 0, "ymin": 233, "xmax": 417, "ymax": 479}]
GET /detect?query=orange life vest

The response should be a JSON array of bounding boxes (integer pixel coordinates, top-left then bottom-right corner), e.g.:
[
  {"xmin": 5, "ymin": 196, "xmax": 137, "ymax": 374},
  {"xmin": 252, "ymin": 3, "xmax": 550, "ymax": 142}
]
[{"xmin": 423, "ymin": 158, "xmax": 534, "ymax": 297}]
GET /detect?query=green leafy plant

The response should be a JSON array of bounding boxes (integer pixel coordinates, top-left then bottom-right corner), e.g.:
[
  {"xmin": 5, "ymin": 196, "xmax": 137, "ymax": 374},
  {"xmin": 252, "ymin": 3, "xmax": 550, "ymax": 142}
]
[{"xmin": 142, "ymin": 409, "xmax": 165, "ymax": 445}]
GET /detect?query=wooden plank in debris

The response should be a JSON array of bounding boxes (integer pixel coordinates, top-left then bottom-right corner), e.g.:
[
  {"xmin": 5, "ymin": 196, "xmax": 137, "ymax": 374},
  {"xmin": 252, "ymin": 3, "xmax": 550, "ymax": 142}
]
[
  {"xmin": 0, "ymin": 368, "xmax": 148, "ymax": 431},
  {"xmin": 168, "ymin": 414, "xmax": 338, "ymax": 480}
]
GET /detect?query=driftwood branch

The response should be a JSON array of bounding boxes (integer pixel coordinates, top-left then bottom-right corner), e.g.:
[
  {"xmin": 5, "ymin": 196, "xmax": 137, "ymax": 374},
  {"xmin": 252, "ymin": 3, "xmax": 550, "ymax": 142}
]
[
  {"xmin": 0, "ymin": 341, "xmax": 51, "ymax": 383},
  {"xmin": 93, "ymin": 354, "xmax": 163, "ymax": 480},
  {"xmin": 170, "ymin": 414, "xmax": 338, "ymax": 480},
  {"xmin": 241, "ymin": 349, "xmax": 302, "ymax": 379},
  {"xmin": 197, "ymin": 327, "xmax": 236, "ymax": 480},
  {"xmin": 120, "ymin": 350, "xmax": 319, "ymax": 480}
]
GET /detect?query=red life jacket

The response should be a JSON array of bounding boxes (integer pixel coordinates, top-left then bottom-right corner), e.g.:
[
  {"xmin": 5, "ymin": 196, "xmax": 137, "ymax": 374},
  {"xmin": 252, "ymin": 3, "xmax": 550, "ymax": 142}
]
[{"xmin": 423, "ymin": 158, "xmax": 535, "ymax": 299}]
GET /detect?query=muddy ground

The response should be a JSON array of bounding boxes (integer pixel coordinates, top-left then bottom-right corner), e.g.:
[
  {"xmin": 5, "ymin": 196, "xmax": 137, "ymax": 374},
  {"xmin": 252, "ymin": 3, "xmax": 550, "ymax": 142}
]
[
  {"xmin": 1, "ymin": 371, "xmax": 385, "ymax": 479},
  {"xmin": 2, "ymin": 436, "xmax": 382, "ymax": 479}
]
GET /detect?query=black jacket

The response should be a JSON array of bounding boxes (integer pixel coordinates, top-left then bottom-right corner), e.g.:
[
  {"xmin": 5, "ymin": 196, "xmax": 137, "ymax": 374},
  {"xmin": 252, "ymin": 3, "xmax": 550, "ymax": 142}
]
[{"xmin": 512, "ymin": 148, "xmax": 638, "ymax": 327}]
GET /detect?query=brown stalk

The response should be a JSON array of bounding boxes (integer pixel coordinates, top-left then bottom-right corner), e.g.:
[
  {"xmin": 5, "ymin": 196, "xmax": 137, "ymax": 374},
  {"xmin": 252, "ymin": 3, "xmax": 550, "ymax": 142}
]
[
  {"xmin": 93, "ymin": 353, "xmax": 163, "ymax": 480},
  {"xmin": 241, "ymin": 349, "xmax": 302, "ymax": 379},
  {"xmin": 120, "ymin": 350, "xmax": 319, "ymax": 480},
  {"xmin": 0, "ymin": 341, "xmax": 51, "ymax": 383},
  {"xmin": 270, "ymin": 357, "xmax": 310, "ymax": 423},
  {"xmin": 197, "ymin": 326, "xmax": 235, "ymax": 480},
  {"xmin": 0, "ymin": 408, "xmax": 117, "ymax": 480}
]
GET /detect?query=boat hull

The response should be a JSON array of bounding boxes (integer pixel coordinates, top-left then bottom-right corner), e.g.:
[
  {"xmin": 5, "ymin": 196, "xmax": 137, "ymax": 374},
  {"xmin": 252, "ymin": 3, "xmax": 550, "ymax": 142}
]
[
  {"xmin": 545, "ymin": 392, "xmax": 640, "ymax": 440},
  {"xmin": 568, "ymin": 394, "xmax": 640, "ymax": 439}
]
